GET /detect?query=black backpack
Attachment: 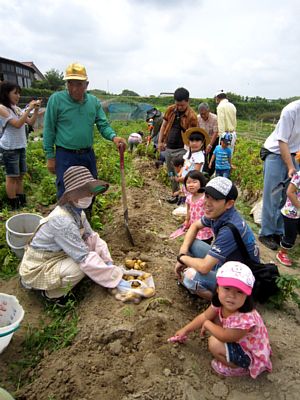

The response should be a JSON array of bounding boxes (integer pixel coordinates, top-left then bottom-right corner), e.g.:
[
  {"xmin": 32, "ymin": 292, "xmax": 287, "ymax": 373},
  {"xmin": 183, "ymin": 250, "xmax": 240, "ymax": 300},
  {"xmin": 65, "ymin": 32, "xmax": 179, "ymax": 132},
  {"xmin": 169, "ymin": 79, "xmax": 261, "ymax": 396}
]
[{"xmin": 221, "ymin": 223, "xmax": 280, "ymax": 303}]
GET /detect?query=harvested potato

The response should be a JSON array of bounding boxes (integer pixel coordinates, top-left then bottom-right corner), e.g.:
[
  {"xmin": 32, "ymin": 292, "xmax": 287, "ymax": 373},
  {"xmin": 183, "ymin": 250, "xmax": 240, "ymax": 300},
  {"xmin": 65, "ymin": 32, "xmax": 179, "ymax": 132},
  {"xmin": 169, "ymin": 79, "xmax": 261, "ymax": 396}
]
[
  {"xmin": 125, "ymin": 259, "xmax": 135, "ymax": 268},
  {"xmin": 143, "ymin": 288, "xmax": 155, "ymax": 298},
  {"xmin": 123, "ymin": 275, "xmax": 135, "ymax": 281},
  {"xmin": 139, "ymin": 273, "xmax": 151, "ymax": 280},
  {"xmin": 131, "ymin": 281, "xmax": 141, "ymax": 288}
]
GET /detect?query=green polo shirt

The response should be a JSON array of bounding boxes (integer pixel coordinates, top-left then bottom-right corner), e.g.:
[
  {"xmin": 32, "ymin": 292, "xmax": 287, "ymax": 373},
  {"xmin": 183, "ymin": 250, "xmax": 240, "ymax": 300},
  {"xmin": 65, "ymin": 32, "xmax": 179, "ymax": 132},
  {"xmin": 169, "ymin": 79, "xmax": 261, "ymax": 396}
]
[{"xmin": 43, "ymin": 90, "xmax": 116, "ymax": 159}]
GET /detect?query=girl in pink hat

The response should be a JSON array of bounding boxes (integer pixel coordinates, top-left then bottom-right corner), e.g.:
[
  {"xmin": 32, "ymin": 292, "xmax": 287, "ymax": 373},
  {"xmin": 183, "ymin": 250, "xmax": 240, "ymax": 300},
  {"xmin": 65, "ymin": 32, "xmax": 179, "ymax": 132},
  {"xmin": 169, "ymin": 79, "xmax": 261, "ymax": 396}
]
[{"xmin": 169, "ymin": 261, "xmax": 272, "ymax": 378}]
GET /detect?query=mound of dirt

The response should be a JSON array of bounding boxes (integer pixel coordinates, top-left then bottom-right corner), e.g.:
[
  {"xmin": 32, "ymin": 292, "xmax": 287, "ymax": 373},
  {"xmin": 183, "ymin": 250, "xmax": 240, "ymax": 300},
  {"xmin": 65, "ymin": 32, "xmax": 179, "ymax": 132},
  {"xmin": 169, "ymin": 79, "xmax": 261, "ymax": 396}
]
[{"xmin": 1, "ymin": 158, "xmax": 300, "ymax": 400}]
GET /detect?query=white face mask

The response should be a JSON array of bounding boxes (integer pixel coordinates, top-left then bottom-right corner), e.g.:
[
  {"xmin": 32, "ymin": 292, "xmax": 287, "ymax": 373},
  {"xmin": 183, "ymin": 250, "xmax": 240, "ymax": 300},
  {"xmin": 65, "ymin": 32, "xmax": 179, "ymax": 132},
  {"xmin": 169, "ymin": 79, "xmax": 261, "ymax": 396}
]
[{"xmin": 74, "ymin": 197, "xmax": 93, "ymax": 209}]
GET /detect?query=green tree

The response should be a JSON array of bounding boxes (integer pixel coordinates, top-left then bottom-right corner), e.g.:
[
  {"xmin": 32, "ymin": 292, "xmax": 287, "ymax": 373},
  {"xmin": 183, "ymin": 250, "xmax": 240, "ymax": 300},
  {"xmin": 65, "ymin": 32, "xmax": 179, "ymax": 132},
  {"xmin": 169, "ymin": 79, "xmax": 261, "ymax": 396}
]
[
  {"xmin": 32, "ymin": 69, "xmax": 64, "ymax": 91},
  {"xmin": 120, "ymin": 89, "xmax": 140, "ymax": 96}
]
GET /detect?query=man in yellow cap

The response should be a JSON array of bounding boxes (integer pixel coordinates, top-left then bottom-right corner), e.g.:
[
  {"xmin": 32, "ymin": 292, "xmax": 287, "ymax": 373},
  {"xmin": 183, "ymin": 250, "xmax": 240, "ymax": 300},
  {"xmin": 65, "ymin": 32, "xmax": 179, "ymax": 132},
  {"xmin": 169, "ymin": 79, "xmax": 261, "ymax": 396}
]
[{"xmin": 43, "ymin": 62, "xmax": 126, "ymax": 202}]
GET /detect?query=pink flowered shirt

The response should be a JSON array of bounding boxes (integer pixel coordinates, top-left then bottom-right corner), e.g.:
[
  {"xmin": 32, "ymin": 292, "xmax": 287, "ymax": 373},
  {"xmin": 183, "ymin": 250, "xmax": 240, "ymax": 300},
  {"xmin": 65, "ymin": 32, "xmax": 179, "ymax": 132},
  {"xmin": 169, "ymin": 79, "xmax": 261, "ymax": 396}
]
[
  {"xmin": 213, "ymin": 306, "xmax": 272, "ymax": 378},
  {"xmin": 281, "ymin": 171, "xmax": 300, "ymax": 219},
  {"xmin": 186, "ymin": 194, "xmax": 213, "ymax": 241}
]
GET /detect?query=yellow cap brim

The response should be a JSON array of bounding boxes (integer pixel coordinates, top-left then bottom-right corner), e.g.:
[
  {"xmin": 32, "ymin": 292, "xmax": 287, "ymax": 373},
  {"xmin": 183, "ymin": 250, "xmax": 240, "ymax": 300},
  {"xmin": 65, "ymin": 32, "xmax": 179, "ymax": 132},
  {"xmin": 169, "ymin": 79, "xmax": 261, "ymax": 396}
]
[{"xmin": 64, "ymin": 75, "xmax": 87, "ymax": 81}]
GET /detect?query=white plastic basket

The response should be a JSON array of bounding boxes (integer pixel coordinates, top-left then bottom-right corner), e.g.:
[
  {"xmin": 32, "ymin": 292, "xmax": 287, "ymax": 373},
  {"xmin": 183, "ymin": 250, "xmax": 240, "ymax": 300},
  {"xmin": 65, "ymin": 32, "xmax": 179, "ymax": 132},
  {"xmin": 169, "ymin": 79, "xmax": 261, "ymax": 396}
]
[
  {"xmin": 0, "ymin": 293, "xmax": 25, "ymax": 353},
  {"xmin": 5, "ymin": 213, "xmax": 42, "ymax": 258}
]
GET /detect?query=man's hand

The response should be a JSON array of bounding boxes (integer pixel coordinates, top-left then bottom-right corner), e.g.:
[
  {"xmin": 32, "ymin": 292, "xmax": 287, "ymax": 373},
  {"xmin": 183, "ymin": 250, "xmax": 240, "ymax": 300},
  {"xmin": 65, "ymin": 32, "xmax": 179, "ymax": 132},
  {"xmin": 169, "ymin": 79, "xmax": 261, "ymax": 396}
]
[
  {"xmin": 288, "ymin": 166, "xmax": 297, "ymax": 178},
  {"xmin": 113, "ymin": 136, "xmax": 127, "ymax": 148},
  {"xmin": 47, "ymin": 158, "xmax": 56, "ymax": 174},
  {"xmin": 174, "ymin": 261, "xmax": 185, "ymax": 281},
  {"xmin": 206, "ymin": 144, "xmax": 212, "ymax": 153},
  {"xmin": 158, "ymin": 142, "xmax": 166, "ymax": 152}
]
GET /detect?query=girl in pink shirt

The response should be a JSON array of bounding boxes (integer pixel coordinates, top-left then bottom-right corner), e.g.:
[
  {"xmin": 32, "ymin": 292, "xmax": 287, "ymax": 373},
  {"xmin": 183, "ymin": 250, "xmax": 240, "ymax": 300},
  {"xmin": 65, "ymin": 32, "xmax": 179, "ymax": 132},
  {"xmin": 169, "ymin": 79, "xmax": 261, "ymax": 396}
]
[
  {"xmin": 183, "ymin": 170, "xmax": 213, "ymax": 243},
  {"xmin": 169, "ymin": 261, "xmax": 272, "ymax": 378}
]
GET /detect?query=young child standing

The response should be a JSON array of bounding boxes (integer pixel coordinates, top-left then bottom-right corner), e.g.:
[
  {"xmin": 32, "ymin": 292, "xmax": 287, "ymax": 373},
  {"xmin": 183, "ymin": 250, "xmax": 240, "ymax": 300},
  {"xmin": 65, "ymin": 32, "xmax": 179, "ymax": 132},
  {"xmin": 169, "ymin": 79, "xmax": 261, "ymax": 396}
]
[
  {"xmin": 183, "ymin": 170, "xmax": 213, "ymax": 243},
  {"xmin": 169, "ymin": 261, "xmax": 272, "ymax": 378},
  {"xmin": 276, "ymin": 166, "xmax": 300, "ymax": 267},
  {"xmin": 181, "ymin": 128, "xmax": 210, "ymax": 179},
  {"xmin": 209, "ymin": 133, "xmax": 232, "ymax": 178},
  {"xmin": 172, "ymin": 157, "xmax": 185, "ymax": 205}
]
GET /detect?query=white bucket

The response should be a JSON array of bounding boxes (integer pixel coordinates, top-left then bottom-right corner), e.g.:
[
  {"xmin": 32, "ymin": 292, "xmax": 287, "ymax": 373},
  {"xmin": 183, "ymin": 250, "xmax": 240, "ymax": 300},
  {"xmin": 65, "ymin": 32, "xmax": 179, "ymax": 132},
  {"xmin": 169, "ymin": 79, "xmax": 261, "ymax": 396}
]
[
  {"xmin": 5, "ymin": 213, "xmax": 42, "ymax": 258},
  {"xmin": 0, "ymin": 293, "xmax": 25, "ymax": 354}
]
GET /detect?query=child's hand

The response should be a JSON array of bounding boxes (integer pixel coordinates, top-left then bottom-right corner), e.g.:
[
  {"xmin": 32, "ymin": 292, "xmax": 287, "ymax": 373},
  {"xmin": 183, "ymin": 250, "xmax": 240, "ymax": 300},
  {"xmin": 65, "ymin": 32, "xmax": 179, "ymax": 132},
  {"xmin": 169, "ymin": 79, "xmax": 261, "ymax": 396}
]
[
  {"xmin": 200, "ymin": 323, "xmax": 207, "ymax": 337},
  {"xmin": 208, "ymin": 163, "xmax": 212, "ymax": 169},
  {"xmin": 168, "ymin": 334, "xmax": 188, "ymax": 344},
  {"xmin": 183, "ymin": 220, "xmax": 190, "ymax": 229}
]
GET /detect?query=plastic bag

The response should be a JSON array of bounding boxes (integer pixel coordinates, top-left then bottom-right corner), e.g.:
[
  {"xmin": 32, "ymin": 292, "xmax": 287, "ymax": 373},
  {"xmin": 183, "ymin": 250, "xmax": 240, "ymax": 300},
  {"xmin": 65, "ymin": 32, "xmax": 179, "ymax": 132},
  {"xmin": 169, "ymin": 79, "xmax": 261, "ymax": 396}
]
[
  {"xmin": 113, "ymin": 269, "xmax": 155, "ymax": 303},
  {"xmin": 172, "ymin": 205, "xmax": 187, "ymax": 218}
]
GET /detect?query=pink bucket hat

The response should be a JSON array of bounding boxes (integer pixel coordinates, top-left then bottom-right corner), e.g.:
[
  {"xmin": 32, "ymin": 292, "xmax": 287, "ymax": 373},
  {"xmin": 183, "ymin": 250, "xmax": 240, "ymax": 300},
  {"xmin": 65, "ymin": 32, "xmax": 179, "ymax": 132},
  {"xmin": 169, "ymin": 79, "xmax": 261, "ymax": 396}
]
[{"xmin": 216, "ymin": 261, "xmax": 255, "ymax": 296}]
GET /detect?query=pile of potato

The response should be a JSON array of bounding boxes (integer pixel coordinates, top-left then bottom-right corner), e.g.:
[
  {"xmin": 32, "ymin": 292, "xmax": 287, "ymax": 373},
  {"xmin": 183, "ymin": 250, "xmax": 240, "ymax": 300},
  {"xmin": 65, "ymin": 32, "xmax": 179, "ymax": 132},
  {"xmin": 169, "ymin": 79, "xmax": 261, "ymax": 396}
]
[
  {"xmin": 124, "ymin": 258, "xmax": 146, "ymax": 270},
  {"xmin": 123, "ymin": 272, "xmax": 152, "ymax": 288}
]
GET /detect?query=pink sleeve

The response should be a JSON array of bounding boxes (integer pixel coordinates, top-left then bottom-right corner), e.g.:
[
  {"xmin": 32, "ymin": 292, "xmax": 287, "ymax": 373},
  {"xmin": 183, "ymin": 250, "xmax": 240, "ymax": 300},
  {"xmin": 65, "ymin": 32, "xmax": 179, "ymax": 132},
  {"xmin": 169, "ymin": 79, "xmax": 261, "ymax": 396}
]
[
  {"xmin": 186, "ymin": 194, "xmax": 191, "ymax": 205},
  {"xmin": 79, "ymin": 252, "xmax": 123, "ymax": 288},
  {"xmin": 226, "ymin": 312, "xmax": 257, "ymax": 330},
  {"xmin": 85, "ymin": 232, "xmax": 113, "ymax": 264}
]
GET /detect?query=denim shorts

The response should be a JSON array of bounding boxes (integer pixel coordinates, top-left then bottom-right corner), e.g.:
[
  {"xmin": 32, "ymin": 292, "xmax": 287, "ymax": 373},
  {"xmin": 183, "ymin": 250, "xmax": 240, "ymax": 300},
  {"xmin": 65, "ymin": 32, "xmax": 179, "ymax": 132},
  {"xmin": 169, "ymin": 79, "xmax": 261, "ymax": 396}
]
[
  {"xmin": 1, "ymin": 148, "xmax": 27, "ymax": 176},
  {"xmin": 215, "ymin": 169, "xmax": 231, "ymax": 178},
  {"xmin": 225, "ymin": 342, "xmax": 251, "ymax": 368}
]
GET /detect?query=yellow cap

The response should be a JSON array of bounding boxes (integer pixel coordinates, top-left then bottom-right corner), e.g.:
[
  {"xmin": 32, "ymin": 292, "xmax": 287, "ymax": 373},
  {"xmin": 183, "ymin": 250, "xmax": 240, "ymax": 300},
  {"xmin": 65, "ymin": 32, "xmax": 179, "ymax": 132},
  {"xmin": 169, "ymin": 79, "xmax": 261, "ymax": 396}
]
[{"xmin": 64, "ymin": 63, "xmax": 88, "ymax": 81}]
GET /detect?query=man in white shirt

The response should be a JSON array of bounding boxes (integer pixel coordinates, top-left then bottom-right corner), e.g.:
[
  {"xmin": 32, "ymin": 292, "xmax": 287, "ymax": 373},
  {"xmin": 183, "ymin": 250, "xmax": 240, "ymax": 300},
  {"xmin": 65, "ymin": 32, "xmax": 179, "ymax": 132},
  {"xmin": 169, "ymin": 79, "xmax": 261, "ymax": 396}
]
[
  {"xmin": 215, "ymin": 91, "xmax": 237, "ymax": 152},
  {"xmin": 197, "ymin": 102, "xmax": 219, "ymax": 176},
  {"xmin": 259, "ymin": 100, "xmax": 300, "ymax": 250}
]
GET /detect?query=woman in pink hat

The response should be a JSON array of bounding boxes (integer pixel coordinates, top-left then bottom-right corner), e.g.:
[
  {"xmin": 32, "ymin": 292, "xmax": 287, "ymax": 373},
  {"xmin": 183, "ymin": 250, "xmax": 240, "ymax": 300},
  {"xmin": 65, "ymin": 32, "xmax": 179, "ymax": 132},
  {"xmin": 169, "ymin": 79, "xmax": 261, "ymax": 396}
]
[{"xmin": 169, "ymin": 261, "xmax": 272, "ymax": 378}]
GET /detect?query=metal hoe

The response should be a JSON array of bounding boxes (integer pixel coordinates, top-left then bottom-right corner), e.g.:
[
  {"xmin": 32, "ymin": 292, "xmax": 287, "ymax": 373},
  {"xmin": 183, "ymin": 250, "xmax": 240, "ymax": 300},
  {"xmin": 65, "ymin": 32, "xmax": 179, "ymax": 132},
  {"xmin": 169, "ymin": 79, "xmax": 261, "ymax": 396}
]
[{"xmin": 118, "ymin": 143, "xmax": 135, "ymax": 246}]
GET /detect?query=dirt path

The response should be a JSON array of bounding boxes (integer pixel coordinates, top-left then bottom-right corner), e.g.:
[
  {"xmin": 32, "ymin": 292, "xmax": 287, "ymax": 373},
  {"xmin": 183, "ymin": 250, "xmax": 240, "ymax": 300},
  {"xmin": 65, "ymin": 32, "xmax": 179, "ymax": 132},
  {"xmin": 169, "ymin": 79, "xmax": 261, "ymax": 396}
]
[{"xmin": 1, "ymin": 158, "xmax": 300, "ymax": 400}]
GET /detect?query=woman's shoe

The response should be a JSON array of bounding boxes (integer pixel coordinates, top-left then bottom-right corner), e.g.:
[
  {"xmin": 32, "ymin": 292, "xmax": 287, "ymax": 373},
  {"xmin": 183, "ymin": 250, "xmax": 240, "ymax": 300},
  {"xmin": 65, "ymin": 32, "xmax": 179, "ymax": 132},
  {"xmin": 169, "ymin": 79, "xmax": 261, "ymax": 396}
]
[
  {"xmin": 17, "ymin": 193, "xmax": 27, "ymax": 207},
  {"xmin": 8, "ymin": 197, "xmax": 20, "ymax": 210},
  {"xmin": 40, "ymin": 290, "xmax": 72, "ymax": 308},
  {"xmin": 276, "ymin": 250, "xmax": 292, "ymax": 267}
]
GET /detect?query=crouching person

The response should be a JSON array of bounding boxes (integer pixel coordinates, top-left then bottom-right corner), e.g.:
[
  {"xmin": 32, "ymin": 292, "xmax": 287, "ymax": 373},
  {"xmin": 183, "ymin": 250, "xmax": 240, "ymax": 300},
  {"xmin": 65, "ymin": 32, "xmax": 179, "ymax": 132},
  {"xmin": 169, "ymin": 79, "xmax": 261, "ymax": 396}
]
[
  {"xmin": 19, "ymin": 166, "xmax": 123, "ymax": 306},
  {"xmin": 175, "ymin": 177, "xmax": 260, "ymax": 301}
]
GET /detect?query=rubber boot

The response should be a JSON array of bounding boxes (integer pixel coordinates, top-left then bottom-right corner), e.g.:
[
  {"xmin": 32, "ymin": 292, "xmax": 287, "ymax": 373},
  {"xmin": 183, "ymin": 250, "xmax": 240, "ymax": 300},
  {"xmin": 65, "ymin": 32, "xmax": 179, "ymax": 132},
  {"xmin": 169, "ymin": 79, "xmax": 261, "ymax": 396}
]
[
  {"xmin": 8, "ymin": 197, "xmax": 20, "ymax": 210},
  {"xmin": 17, "ymin": 193, "xmax": 27, "ymax": 207}
]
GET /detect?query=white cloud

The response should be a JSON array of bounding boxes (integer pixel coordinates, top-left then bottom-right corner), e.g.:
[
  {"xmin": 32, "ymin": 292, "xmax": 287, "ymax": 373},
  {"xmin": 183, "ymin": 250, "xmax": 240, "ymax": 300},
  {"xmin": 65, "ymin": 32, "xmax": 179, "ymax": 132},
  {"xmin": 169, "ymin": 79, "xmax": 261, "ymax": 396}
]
[{"xmin": 0, "ymin": 0, "xmax": 299, "ymax": 98}]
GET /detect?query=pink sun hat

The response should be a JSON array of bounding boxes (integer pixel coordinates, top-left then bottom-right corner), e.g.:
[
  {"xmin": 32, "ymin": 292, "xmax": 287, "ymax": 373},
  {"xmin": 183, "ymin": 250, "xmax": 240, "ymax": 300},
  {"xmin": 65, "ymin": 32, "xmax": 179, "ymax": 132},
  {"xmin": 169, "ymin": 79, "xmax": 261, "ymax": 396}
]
[{"xmin": 216, "ymin": 261, "xmax": 255, "ymax": 296}]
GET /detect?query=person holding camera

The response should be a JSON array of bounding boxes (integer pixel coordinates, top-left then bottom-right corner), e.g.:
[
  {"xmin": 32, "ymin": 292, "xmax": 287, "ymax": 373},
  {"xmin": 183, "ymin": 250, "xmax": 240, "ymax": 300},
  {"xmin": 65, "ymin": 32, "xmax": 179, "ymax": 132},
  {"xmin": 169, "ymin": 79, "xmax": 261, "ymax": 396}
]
[{"xmin": 0, "ymin": 81, "xmax": 41, "ymax": 209}]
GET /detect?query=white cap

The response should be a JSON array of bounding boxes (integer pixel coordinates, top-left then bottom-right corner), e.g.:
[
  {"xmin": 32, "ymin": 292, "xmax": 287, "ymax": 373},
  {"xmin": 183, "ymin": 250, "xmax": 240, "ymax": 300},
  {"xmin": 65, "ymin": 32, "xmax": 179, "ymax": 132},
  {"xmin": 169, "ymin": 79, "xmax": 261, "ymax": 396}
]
[{"xmin": 215, "ymin": 90, "xmax": 225, "ymax": 97}]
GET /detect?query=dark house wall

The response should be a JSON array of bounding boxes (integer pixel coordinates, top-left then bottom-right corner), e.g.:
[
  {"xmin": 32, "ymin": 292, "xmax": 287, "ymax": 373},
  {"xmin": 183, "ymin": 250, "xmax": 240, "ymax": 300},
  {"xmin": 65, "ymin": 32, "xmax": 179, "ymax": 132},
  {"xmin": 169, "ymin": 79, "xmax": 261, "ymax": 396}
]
[{"xmin": 0, "ymin": 57, "xmax": 34, "ymax": 87}]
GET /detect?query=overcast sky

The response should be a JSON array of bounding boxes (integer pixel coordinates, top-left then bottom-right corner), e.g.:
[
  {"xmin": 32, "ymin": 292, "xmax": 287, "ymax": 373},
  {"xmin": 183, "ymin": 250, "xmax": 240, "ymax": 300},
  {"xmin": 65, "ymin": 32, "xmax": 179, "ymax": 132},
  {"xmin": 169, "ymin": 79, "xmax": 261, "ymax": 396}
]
[{"xmin": 1, "ymin": 0, "xmax": 299, "ymax": 99}]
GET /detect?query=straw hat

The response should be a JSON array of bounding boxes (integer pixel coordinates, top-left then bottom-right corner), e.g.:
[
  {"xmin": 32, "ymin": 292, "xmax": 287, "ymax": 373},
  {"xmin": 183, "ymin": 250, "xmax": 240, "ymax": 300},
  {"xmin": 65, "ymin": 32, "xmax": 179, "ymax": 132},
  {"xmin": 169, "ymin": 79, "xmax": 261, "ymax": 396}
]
[
  {"xmin": 182, "ymin": 127, "xmax": 210, "ymax": 147},
  {"xmin": 59, "ymin": 166, "xmax": 109, "ymax": 205}
]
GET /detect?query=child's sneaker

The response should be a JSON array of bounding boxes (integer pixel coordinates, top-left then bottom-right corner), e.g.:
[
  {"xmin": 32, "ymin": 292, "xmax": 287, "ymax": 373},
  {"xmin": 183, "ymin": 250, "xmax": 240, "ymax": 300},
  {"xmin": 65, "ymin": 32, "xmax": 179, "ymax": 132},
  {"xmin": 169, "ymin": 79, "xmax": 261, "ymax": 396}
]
[
  {"xmin": 276, "ymin": 250, "xmax": 292, "ymax": 267},
  {"xmin": 211, "ymin": 359, "xmax": 249, "ymax": 377}
]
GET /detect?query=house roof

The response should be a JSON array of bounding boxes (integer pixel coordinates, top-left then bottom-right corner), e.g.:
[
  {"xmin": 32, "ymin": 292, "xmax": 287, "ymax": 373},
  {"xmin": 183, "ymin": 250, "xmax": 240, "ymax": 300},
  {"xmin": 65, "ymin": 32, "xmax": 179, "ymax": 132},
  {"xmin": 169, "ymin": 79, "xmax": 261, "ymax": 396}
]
[
  {"xmin": 22, "ymin": 61, "xmax": 45, "ymax": 80},
  {"xmin": 0, "ymin": 56, "xmax": 35, "ymax": 72}
]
